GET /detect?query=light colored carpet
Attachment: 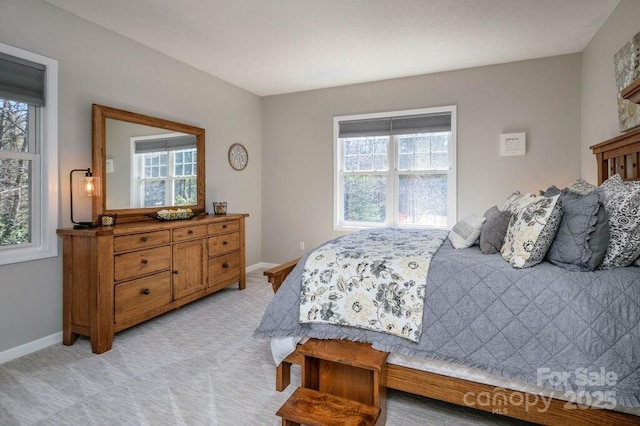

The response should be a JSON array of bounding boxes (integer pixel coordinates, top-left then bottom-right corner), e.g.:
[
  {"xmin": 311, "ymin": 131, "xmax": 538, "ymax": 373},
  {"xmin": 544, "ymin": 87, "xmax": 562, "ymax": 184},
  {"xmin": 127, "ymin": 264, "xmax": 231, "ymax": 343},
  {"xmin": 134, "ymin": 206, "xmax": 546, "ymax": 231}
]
[{"xmin": 0, "ymin": 270, "xmax": 531, "ymax": 425}]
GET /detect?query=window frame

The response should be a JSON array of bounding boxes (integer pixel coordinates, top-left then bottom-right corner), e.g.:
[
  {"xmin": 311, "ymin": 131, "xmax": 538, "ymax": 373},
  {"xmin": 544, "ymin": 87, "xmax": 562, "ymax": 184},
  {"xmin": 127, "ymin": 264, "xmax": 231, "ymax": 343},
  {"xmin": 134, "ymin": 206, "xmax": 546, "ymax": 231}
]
[
  {"xmin": 0, "ymin": 43, "xmax": 58, "ymax": 266},
  {"xmin": 333, "ymin": 106, "xmax": 456, "ymax": 231}
]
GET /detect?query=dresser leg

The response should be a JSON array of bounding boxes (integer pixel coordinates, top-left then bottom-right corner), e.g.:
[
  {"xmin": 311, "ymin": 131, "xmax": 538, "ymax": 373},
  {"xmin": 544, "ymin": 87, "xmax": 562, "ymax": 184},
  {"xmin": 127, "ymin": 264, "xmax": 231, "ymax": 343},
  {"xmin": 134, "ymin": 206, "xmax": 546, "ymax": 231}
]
[
  {"xmin": 238, "ymin": 270, "xmax": 246, "ymax": 290},
  {"xmin": 63, "ymin": 330, "xmax": 78, "ymax": 346},
  {"xmin": 90, "ymin": 334, "xmax": 113, "ymax": 354}
]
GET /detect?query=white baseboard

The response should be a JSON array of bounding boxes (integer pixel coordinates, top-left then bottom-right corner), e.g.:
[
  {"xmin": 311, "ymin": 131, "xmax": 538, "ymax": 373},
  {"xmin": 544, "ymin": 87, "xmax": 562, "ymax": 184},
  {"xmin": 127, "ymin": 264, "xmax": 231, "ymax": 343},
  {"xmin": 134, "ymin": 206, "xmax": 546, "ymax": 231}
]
[
  {"xmin": 246, "ymin": 262, "xmax": 278, "ymax": 272},
  {"xmin": 1, "ymin": 264, "xmax": 276, "ymax": 364},
  {"xmin": 0, "ymin": 332, "xmax": 62, "ymax": 365}
]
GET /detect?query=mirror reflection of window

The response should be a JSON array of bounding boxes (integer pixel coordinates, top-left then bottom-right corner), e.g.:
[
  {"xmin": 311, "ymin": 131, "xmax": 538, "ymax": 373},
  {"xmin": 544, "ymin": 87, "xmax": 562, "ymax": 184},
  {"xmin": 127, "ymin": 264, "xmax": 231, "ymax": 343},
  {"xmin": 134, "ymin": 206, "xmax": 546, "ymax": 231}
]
[{"xmin": 131, "ymin": 133, "xmax": 197, "ymax": 208}]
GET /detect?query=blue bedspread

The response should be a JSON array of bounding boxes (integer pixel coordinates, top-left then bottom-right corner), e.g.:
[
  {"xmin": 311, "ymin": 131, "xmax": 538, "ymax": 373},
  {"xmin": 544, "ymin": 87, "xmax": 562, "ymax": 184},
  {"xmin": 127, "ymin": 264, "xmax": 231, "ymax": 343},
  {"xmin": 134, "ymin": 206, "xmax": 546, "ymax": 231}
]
[{"xmin": 255, "ymin": 229, "xmax": 640, "ymax": 407}]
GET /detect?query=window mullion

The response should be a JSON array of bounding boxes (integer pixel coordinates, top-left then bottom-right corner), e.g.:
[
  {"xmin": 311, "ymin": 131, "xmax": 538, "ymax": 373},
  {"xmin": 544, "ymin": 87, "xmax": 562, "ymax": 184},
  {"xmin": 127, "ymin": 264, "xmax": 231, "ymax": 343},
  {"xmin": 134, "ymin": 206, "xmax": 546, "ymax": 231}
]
[
  {"xmin": 28, "ymin": 104, "xmax": 38, "ymax": 153},
  {"xmin": 0, "ymin": 151, "xmax": 36, "ymax": 160},
  {"xmin": 166, "ymin": 152, "xmax": 174, "ymax": 205},
  {"xmin": 389, "ymin": 135, "xmax": 397, "ymax": 226}
]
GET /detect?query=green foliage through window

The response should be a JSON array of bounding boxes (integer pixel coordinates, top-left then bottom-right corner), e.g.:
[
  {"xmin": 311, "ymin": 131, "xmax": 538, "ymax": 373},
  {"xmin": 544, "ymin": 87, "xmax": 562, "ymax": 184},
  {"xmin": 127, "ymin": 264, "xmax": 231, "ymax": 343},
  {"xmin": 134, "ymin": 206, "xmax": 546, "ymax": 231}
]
[
  {"xmin": 343, "ymin": 175, "xmax": 386, "ymax": 223},
  {"xmin": 0, "ymin": 99, "xmax": 31, "ymax": 247}
]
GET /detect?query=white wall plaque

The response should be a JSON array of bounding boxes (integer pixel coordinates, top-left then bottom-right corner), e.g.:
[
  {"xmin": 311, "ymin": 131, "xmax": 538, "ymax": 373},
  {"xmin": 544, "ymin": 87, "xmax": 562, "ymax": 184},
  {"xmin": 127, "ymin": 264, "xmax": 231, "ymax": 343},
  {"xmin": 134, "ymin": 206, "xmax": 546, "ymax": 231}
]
[{"xmin": 500, "ymin": 132, "xmax": 526, "ymax": 156}]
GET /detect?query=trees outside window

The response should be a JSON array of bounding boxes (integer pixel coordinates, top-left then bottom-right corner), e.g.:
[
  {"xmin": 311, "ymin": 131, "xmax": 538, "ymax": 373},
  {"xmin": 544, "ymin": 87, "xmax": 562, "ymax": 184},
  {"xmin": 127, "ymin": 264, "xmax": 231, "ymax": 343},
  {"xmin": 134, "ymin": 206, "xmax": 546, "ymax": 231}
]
[{"xmin": 0, "ymin": 100, "xmax": 32, "ymax": 246}]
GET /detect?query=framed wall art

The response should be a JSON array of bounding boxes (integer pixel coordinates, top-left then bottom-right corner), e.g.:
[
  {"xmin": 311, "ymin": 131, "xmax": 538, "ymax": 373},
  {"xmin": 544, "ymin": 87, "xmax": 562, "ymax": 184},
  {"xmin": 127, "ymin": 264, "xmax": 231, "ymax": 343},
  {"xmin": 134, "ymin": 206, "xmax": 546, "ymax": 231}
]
[{"xmin": 614, "ymin": 31, "xmax": 640, "ymax": 132}]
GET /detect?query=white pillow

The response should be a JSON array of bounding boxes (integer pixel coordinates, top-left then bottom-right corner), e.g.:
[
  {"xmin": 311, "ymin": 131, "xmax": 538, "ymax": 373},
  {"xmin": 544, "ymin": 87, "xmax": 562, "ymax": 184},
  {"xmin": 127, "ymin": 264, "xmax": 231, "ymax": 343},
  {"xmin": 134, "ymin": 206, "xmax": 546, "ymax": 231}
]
[{"xmin": 448, "ymin": 215, "xmax": 486, "ymax": 249}]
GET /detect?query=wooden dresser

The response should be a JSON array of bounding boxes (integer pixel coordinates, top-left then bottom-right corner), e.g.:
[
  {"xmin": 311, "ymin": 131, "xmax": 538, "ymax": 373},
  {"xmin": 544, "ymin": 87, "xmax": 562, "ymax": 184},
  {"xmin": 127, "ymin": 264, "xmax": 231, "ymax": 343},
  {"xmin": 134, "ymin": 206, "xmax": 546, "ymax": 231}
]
[{"xmin": 57, "ymin": 213, "xmax": 248, "ymax": 354}]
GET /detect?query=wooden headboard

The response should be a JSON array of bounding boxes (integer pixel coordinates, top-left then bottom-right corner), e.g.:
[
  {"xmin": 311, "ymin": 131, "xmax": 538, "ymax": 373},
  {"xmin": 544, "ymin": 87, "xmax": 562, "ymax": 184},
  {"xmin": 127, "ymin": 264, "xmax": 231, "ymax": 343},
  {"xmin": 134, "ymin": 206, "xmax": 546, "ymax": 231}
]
[{"xmin": 590, "ymin": 126, "xmax": 640, "ymax": 184}]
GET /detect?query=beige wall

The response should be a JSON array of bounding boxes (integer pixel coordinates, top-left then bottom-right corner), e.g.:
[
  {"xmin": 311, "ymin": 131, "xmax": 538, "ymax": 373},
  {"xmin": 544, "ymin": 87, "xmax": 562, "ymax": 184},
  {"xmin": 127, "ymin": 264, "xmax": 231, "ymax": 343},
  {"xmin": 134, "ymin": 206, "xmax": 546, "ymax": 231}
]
[
  {"xmin": 262, "ymin": 55, "xmax": 582, "ymax": 263},
  {"xmin": 0, "ymin": 0, "xmax": 262, "ymax": 354},
  {"xmin": 581, "ymin": 0, "xmax": 640, "ymax": 183}
]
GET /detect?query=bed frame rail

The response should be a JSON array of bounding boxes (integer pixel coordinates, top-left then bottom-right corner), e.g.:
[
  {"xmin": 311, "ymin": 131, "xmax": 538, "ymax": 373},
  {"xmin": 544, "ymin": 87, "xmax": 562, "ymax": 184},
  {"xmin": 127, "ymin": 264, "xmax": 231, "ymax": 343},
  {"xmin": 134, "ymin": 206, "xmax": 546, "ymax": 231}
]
[{"xmin": 264, "ymin": 257, "xmax": 300, "ymax": 293}]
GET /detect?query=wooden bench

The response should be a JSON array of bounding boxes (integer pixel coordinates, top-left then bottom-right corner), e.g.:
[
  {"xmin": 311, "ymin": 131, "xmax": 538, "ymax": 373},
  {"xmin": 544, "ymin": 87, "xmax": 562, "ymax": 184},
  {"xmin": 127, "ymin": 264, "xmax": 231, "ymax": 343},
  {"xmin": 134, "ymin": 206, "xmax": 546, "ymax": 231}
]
[
  {"xmin": 276, "ymin": 338, "xmax": 388, "ymax": 425},
  {"xmin": 277, "ymin": 387, "xmax": 380, "ymax": 426}
]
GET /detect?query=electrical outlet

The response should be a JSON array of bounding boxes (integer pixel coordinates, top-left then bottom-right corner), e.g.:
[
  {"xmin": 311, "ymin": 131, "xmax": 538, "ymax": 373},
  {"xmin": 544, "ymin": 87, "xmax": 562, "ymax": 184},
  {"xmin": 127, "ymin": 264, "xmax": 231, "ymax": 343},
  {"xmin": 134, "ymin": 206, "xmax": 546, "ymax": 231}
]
[{"xmin": 299, "ymin": 241, "xmax": 305, "ymax": 250}]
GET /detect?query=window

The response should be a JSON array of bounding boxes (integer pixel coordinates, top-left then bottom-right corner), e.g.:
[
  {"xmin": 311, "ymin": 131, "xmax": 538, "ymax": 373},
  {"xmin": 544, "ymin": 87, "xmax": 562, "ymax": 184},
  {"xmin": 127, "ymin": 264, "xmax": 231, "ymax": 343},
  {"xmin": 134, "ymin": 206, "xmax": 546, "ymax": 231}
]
[
  {"xmin": 0, "ymin": 43, "xmax": 58, "ymax": 265},
  {"xmin": 334, "ymin": 106, "xmax": 456, "ymax": 231},
  {"xmin": 132, "ymin": 134, "xmax": 197, "ymax": 208}
]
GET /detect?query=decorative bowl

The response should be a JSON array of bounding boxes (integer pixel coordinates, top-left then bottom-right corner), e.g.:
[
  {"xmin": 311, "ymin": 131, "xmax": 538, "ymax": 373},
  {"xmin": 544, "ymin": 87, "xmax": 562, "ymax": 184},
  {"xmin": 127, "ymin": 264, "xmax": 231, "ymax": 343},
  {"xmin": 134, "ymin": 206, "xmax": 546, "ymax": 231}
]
[{"xmin": 148, "ymin": 208, "xmax": 196, "ymax": 221}]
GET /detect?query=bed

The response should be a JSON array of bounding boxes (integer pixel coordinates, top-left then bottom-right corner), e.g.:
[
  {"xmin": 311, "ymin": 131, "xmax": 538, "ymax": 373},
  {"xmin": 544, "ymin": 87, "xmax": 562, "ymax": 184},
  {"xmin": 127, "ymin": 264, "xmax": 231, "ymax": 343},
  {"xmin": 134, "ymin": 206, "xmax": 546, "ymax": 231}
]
[{"xmin": 255, "ymin": 126, "xmax": 640, "ymax": 426}]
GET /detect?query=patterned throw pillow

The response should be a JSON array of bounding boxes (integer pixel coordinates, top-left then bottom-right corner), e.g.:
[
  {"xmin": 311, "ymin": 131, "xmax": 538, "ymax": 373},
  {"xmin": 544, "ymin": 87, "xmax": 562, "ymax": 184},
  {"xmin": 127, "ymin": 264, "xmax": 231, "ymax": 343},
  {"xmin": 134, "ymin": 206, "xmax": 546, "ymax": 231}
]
[
  {"xmin": 566, "ymin": 178, "xmax": 598, "ymax": 195},
  {"xmin": 501, "ymin": 194, "xmax": 563, "ymax": 268},
  {"xmin": 502, "ymin": 191, "xmax": 535, "ymax": 213},
  {"xmin": 448, "ymin": 214, "xmax": 486, "ymax": 249},
  {"xmin": 598, "ymin": 174, "xmax": 640, "ymax": 269}
]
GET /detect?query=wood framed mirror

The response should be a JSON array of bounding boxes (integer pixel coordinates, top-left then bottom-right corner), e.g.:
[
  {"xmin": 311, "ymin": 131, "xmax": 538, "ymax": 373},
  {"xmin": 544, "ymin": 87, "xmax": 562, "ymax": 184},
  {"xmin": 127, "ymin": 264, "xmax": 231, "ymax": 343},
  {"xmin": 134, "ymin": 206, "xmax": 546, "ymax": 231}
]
[{"xmin": 92, "ymin": 104, "xmax": 205, "ymax": 222}]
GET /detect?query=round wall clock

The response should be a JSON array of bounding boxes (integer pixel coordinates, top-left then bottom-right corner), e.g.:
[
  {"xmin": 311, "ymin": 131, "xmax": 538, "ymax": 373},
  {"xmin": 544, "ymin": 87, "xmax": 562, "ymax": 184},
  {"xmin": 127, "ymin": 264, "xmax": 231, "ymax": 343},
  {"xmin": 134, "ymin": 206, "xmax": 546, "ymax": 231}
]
[{"xmin": 228, "ymin": 143, "xmax": 248, "ymax": 170}]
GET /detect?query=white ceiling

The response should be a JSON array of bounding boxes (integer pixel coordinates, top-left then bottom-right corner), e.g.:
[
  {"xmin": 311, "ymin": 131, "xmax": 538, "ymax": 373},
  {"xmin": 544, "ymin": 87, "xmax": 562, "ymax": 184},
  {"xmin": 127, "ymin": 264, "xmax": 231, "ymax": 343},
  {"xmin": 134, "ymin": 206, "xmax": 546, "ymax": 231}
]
[{"xmin": 43, "ymin": 0, "xmax": 620, "ymax": 97}]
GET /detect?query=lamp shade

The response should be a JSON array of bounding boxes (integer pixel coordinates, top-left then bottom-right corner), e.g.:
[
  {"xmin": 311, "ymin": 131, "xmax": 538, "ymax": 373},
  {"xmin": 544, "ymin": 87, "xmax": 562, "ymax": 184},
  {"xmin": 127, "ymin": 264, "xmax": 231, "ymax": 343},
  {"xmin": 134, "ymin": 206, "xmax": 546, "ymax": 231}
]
[
  {"xmin": 78, "ymin": 174, "xmax": 100, "ymax": 197},
  {"xmin": 70, "ymin": 168, "xmax": 99, "ymax": 228}
]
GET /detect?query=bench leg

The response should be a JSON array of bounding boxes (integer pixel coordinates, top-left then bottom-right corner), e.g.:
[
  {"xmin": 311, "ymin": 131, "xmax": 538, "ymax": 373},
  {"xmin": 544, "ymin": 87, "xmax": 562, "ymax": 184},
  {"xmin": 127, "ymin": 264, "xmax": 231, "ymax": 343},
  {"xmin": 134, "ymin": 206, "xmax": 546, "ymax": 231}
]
[{"xmin": 276, "ymin": 361, "xmax": 292, "ymax": 391}]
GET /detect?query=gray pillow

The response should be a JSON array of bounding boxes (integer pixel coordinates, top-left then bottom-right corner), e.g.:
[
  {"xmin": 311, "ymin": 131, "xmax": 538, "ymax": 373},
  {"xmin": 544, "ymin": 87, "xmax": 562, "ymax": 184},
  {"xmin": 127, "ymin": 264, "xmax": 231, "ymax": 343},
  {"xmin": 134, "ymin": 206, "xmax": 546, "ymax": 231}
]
[
  {"xmin": 587, "ymin": 202, "xmax": 610, "ymax": 270},
  {"xmin": 542, "ymin": 185, "xmax": 561, "ymax": 197},
  {"xmin": 479, "ymin": 206, "xmax": 511, "ymax": 254},
  {"xmin": 545, "ymin": 188, "xmax": 609, "ymax": 271}
]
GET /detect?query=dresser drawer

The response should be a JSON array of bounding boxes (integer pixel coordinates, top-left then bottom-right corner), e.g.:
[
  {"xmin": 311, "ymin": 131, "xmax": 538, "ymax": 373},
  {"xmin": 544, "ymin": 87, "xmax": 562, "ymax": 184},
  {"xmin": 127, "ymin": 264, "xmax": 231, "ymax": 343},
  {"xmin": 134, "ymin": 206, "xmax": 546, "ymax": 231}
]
[
  {"xmin": 208, "ymin": 232, "xmax": 240, "ymax": 256},
  {"xmin": 208, "ymin": 220, "xmax": 239, "ymax": 235},
  {"xmin": 208, "ymin": 252, "xmax": 240, "ymax": 288},
  {"xmin": 114, "ymin": 230, "xmax": 171, "ymax": 252},
  {"xmin": 173, "ymin": 224, "xmax": 207, "ymax": 242},
  {"xmin": 114, "ymin": 271, "xmax": 172, "ymax": 324},
  {"xmin": 114, "ymin": 246, "xmax": 171, "ymax": 281}
]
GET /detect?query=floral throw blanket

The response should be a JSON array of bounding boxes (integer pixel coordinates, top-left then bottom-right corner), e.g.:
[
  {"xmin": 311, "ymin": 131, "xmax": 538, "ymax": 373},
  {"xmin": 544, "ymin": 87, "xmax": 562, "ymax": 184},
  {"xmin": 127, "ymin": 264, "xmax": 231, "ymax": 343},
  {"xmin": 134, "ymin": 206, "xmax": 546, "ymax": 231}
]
[{"xmin": 299, "ymin": 228, "xmax": 448, "ymax": 342}]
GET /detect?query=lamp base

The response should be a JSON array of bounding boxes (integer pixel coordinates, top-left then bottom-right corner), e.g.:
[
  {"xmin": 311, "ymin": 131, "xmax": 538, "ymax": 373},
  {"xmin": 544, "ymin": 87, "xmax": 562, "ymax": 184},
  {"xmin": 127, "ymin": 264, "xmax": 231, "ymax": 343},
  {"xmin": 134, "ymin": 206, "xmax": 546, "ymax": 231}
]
[{"xmin": 73, "ymin": 222, "xmax": 98, "ymax": 229}]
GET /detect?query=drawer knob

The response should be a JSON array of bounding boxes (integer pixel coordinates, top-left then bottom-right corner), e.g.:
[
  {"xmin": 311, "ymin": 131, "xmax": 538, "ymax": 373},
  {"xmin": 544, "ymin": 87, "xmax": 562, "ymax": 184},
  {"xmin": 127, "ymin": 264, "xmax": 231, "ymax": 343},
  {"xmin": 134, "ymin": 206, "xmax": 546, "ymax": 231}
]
[
  {"xmin": 222, "ymin": 225, "xmax": 227, "ymax": 229},
  {"xmin": 142, "ymin": 288, "xmax": 151, "ymax": 295},
  {"xmin": 223, "ymin": 241, "xmax": 228, "ymax": 245},
  {"xmin": 141, "ymin": 259, "xmax": 148, "ymax": 265},
  {"xmin": 188, "ymin": 230, "xmax": 193, "ymax": 234},
  {"xmin": 140, "ymin": 237, "xmax": 148, "ymax": 242},
  {"xmin": 222, "ymin": 263, "xmax": 229, "ymax": 269},
  {"xmin": 173, "ymin": 270, "xmax": 179, "ymax": 275}
]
